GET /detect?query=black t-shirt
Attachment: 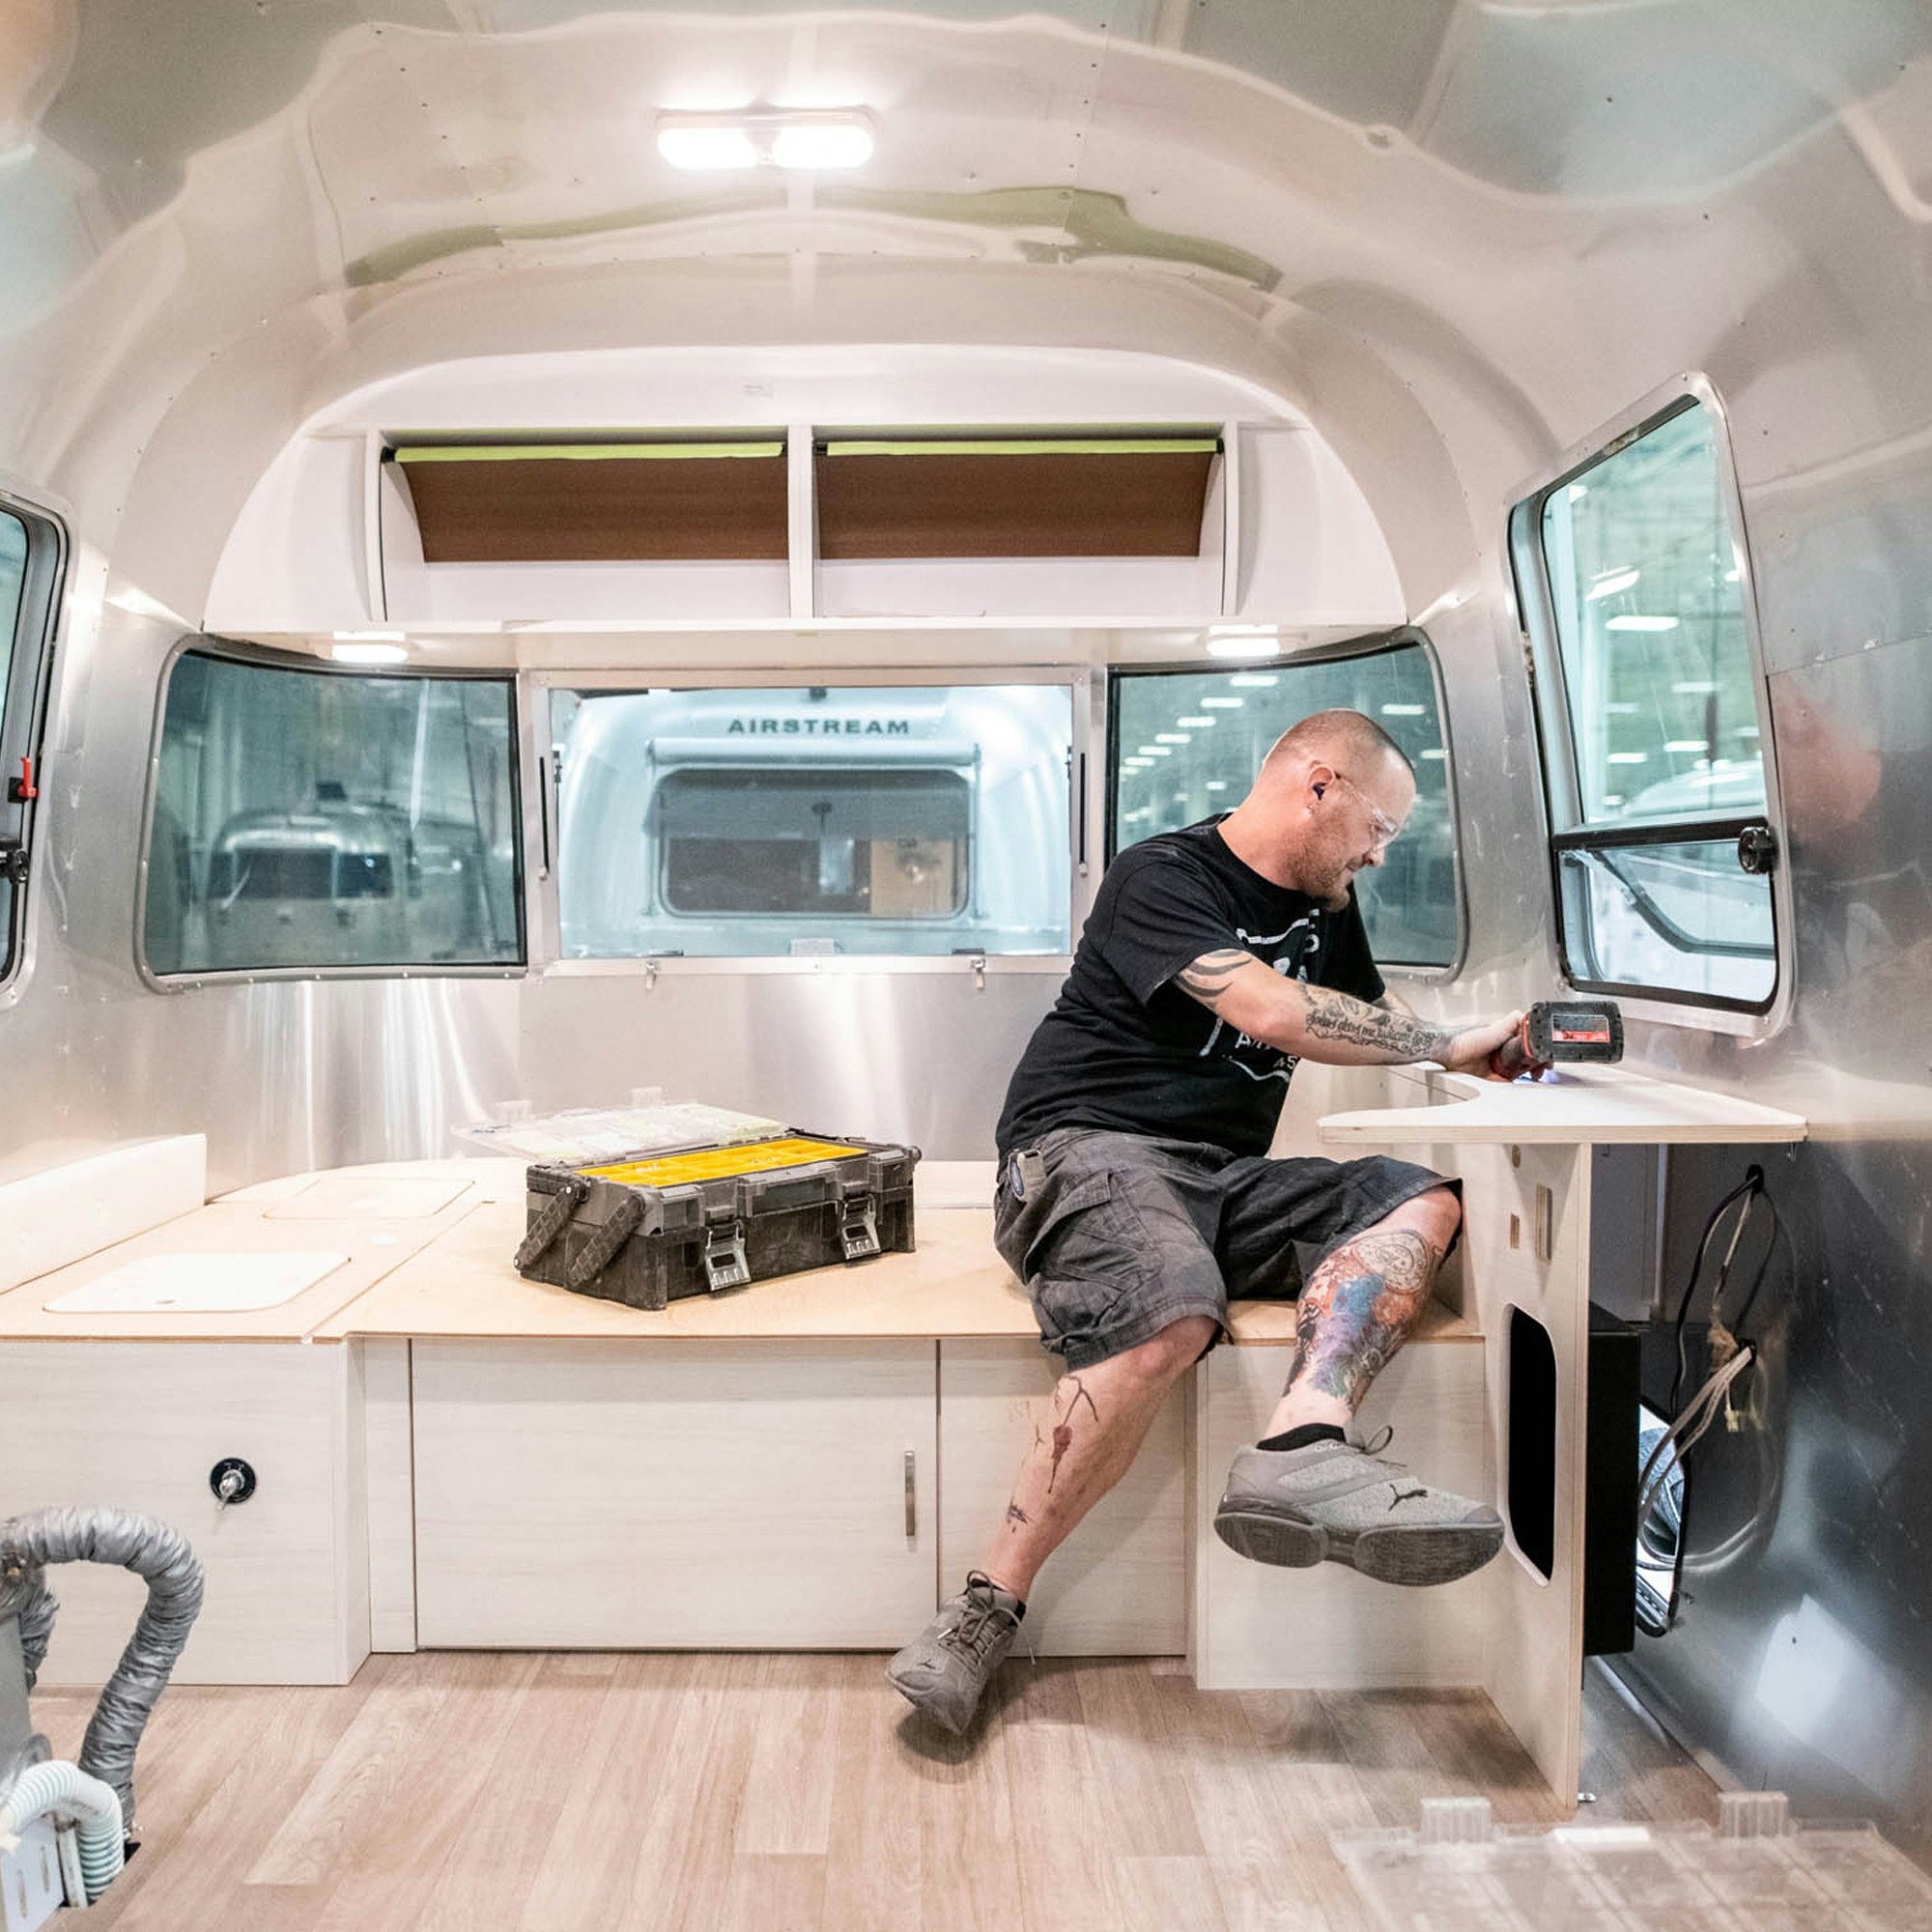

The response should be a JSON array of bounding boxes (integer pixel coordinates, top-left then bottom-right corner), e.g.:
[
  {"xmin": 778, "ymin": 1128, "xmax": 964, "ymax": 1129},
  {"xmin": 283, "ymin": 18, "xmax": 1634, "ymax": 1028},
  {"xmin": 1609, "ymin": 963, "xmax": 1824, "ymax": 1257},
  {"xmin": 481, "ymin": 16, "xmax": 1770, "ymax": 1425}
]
[{"xmin": 997, "ymin": 817, "xmax": 1385, "ymax": 1159}]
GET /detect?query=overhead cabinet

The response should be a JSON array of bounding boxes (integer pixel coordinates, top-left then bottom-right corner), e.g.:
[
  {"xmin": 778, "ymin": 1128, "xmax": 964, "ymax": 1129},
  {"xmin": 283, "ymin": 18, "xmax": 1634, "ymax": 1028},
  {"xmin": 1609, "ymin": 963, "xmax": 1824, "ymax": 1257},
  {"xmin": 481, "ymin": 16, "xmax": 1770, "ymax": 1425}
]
[
  {"xmin": 379, "ymin": 436, "xmax": 795, "ymax": 625},
  {"xmin": 208, "ymin": 417, "xmax": 1406, "ymax": 632},
  {"xmin": 392, "ymin": 440, "xmax": 789, "ymax": 563}
]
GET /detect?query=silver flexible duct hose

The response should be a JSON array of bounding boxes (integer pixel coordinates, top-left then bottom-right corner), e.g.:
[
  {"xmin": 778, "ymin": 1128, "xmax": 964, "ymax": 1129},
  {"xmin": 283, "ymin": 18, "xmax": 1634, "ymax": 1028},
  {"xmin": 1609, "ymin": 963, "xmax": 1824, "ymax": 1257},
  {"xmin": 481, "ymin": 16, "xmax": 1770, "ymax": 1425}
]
[{"xmin": 0, "ymin": 1508, "xmax": 205, "ymax": 1832}]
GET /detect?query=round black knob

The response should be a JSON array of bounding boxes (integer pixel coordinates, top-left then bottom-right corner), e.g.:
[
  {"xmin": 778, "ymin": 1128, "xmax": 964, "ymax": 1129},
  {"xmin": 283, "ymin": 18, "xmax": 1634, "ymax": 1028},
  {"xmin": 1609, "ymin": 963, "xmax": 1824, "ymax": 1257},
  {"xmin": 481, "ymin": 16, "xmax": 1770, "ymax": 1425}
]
[
  {"xmin": 210, "ymin": 1458, "xmax": 257, "ymax": 1506},
  {"xmin": 1737, "ymin": 823, "xmax": 1778, "ymax": 876}
]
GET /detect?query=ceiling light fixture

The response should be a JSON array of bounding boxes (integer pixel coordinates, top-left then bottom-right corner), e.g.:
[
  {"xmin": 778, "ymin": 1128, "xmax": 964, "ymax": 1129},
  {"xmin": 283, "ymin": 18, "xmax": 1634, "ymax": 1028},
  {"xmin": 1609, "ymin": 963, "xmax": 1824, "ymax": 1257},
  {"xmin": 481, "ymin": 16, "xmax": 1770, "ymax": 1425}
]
[
  {"xmin": 657, "ymin": 110, "xmax": 874, "ymax": 173},
  {"xmin": 330, "ymin": 640, "xmax": 409, "ymax": 666}
]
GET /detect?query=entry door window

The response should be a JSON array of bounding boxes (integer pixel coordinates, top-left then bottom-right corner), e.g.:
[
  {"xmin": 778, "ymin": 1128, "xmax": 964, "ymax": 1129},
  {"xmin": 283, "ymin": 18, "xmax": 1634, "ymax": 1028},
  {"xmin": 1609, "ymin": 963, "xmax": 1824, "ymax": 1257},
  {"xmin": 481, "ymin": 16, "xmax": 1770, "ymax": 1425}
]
[{"xmin": 1515, "ymin": 396, "xmax": 1778, "ymax": 1009}]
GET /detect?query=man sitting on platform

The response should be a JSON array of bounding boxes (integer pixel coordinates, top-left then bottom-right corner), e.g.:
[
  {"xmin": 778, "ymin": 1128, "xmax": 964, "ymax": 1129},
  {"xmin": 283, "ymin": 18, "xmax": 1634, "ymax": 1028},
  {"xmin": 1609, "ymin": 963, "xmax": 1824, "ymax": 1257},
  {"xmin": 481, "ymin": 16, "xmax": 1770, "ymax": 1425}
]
[{"xmin": 889, "ymin": 708, "xmax": 1520, "ymax": 1734}]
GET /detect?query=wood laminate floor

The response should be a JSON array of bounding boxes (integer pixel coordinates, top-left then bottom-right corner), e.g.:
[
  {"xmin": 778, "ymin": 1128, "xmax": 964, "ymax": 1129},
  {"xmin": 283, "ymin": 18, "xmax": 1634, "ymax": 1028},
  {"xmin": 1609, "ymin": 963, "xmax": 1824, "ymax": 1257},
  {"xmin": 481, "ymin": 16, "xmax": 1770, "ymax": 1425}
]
[{"xmin": 38, "ymin": 1654, "xmax": 1715, "ymax": 1931}]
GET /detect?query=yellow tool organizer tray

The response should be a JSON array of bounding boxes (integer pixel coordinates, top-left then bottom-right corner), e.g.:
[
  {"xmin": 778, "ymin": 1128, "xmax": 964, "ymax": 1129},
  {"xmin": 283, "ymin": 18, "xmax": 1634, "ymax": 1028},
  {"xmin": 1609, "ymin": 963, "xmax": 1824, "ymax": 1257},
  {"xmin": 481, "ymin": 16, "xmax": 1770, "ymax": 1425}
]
[{"xmin": 581, "ymin": 1138, "xmax": 867, "ymax": 1189}]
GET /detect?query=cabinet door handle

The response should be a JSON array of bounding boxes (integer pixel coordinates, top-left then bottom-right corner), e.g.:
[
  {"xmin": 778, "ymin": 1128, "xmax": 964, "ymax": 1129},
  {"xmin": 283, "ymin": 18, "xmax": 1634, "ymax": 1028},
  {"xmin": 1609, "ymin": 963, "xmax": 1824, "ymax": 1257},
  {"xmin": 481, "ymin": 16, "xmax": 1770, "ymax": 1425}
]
[{"xmin": 904, "ymin": 1449, "xmax": 917, "ymax": 1544}]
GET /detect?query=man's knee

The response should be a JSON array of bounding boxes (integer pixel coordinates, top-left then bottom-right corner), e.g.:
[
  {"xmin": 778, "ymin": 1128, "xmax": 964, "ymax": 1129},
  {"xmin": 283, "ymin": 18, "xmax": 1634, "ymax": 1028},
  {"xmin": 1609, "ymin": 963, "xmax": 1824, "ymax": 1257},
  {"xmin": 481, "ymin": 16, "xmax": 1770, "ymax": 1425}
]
[
  {"xmin": 1388, "ymin": 1182, "xmax": 1460, "ymax": 1251},
  {"xmin": 1102, "ymin": 1313, "xmax": 1218, "ymax": 1385}
]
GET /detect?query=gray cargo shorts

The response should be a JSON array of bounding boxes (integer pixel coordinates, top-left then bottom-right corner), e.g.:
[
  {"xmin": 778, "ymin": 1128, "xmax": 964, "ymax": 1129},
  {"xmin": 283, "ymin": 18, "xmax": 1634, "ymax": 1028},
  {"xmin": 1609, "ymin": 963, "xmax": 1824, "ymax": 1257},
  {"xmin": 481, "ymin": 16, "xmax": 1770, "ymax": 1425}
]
[{"xmin": 992, "ymin": 1127, "xmax": 1461, "ymax": 1372}]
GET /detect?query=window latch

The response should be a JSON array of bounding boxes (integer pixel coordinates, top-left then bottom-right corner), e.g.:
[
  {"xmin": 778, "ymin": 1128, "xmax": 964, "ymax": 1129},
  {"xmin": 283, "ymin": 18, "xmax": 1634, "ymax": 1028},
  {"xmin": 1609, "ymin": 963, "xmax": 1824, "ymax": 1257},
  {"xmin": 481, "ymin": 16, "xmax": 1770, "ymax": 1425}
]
[
  {"xmin": 6, "ymin": 755, "xmax": 36, "ymax": 804},
  {"xmin": 0, "ymin": 840, "xmax": 26, "ymax": 887},
  {"xmin": 1737, "ymin": 822, "xmax": 1777, "ymax": 876}
]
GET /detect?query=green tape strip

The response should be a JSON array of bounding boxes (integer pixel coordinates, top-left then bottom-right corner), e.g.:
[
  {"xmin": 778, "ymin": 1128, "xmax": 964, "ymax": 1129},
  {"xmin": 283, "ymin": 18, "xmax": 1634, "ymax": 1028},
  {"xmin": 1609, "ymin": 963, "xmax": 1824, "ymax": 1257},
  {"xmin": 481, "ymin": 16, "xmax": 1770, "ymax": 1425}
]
[
  {"xmin": 820, "ymin": 439, "xmax": 1219, "ymax": 458},
  {"xmin": 393, "ymin": 442, "xmax": 784, "ymax": 464}
]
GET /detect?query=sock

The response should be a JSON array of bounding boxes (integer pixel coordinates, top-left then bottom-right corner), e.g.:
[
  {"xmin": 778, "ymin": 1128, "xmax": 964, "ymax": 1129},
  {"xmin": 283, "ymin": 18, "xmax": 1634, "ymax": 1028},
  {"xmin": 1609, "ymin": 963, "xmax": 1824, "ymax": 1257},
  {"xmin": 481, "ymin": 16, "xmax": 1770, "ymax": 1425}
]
[
  {"xmin": 971, "ymin": 1573, "xmax": 1027, "ymax": 1617},
  {"xmin": 1257, "ymin": 1422, "xmax": 1347, "ymax": 1454}
]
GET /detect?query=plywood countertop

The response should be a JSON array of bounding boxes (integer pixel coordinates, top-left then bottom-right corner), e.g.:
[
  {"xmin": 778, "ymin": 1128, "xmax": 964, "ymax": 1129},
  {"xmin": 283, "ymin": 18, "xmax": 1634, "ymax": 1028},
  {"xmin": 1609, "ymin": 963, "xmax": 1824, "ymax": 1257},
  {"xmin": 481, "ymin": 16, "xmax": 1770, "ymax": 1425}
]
[
  {"xmin": 0, "ymin": 1155, "xmax": 1473, "ymax": 1347},
  {"xmin": 0, "ymin": 1179, "xmax": 487, "ymax": 1342},
  {"xmin": 1318, "ymin": 1064, "xmax": 1805, "ymax": 1148}
]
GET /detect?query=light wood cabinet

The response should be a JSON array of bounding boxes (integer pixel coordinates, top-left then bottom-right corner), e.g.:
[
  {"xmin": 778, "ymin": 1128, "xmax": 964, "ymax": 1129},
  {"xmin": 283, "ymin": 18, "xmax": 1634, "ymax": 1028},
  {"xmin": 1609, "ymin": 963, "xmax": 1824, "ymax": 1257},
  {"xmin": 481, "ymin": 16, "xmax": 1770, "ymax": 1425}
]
[
  {"xmin": 937, "ymin": 1340, "xmax": 1188, "ymax": 1656},
  {"xmin": 411, "ymin": 1339, "xmax": 938, "ymax": 1648},
  {"xmin": 1192, "ymin": 1336, "xmax": 1492, "ymax": 1690},
  {"xmin": 0, "ymin": 1342, "xmax": 368, "ymax": 1687}
]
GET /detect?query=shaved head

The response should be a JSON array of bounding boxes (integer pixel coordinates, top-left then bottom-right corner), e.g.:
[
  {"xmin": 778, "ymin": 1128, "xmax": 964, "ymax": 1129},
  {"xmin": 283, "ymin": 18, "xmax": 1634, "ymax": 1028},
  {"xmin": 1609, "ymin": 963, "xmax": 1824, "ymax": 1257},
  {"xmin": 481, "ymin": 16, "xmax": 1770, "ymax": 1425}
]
[
  {"xmin": 1259, "ymin": 709, "xmax": 1411, "ymax": 787},
  {"xmin": 1217, "ymin": 707, "xmax": 1417, "ymax": 908}
]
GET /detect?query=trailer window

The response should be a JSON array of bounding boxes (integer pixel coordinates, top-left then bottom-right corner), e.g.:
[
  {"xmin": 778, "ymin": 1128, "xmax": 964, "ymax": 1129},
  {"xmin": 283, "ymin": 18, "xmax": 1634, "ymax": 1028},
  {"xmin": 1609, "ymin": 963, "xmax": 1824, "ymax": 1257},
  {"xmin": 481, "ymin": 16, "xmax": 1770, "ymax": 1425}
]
[
  {"xmin": 1516, "ymin": 395, "xmax": 1778, "ymax": 1009},
  {"xmin": 142, "ymin": 651, "xmax": 523, "ymax": 978},
  {"xmin": 549, "ymin": 684, "xmax": 1073, "ymax": 959},
  {"xmin": 0, "ymin": 502, "xmax": 63, "ymax": 989},
  {"xmin": 1109, "ymin": 638, "xmax": 1460, "ymax": 969},
  {"xmin": 659, "ymin": 769, "xmax": 970, "ymax": 919}
]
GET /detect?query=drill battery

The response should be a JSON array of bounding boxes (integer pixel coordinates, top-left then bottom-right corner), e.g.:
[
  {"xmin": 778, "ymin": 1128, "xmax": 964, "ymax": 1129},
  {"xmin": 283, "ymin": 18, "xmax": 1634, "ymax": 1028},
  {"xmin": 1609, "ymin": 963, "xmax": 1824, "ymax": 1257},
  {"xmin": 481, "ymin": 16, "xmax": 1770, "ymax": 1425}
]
[{"xmin": 1492, "ymin": 1000, "xmax": 1625, "ymax": 1079}]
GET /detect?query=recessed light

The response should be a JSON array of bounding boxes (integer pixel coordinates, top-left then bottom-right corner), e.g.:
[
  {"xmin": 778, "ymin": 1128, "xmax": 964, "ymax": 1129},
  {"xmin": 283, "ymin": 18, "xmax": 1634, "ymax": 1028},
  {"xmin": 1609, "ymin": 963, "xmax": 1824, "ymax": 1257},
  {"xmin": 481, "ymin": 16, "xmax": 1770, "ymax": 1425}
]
[
  {"xmin": 657, "ymin": 110, "xmax": 873, "ymax": 173},
  {"xmin": 1229, "ymin": 673, "xmax": 1278, "ymax": 688},
  {"xmin": 1155, "ymin": 732, "xmax": 1190, "ymax": 745},
  {"xmin": 1176, "ymin": 716, "xmax": 1215, "ymax": 728},
  {"xmin": 1606, "ymin": 615, "xmax": 1680, "ymax": 632},
  {"xmin": 1585, "ymin": 569, "xmax": 1640, "ymax": 601},
  {"xmin": 1206, "ymin": 638, "xmax": 1278, "ymax": 660},
  {"xmin": 1380, "ymin": 704, "xmax": 1426, "ymax": 718},
  {"xmin": 771, "ymin": 117, "xmax": 874, "ymax": 169},
  {"xmin": 1200, "ymin": 696, "xmax": 1244, "ymax": 709},
  {"xmin": 330, "ymin": 641, "xmax": 409, "ymax": 666}
]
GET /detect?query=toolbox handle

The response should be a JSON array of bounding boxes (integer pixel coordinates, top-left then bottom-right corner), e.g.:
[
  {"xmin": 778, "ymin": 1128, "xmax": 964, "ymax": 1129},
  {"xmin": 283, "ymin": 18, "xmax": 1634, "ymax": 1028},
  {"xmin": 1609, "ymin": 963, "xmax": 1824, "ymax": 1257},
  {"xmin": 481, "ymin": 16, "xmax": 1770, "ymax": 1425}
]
[
  {"xmin": 514, "ymin": 1177, "xmax": 588, "ymax": 1272},
  {"xmin": 564, "ymin": 1192, "xmax": 644, "ymax": 1289}
]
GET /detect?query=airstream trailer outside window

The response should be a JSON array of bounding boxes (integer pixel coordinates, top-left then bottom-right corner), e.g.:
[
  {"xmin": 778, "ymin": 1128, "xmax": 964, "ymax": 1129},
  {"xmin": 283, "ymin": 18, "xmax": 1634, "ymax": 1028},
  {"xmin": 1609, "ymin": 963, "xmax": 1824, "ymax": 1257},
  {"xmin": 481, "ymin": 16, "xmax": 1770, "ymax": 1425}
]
[
  {"xmin": 1107, "ymin": 633, "xmax": 1462, "ymax": 971},
  {"xmin": 139, "ymin": 646, "xmax": 524, "ymax": 981},
  {"xmin": 544, "ymin": 681, "xmax": 1075, "ymax": 963},
  {"xmin": 1511, "ymin": 386, "xmax": 1783, "ymax": 1017},
  {"xmin": 0, "ymin": 496, "xmax": 65, "ymax": 994}
]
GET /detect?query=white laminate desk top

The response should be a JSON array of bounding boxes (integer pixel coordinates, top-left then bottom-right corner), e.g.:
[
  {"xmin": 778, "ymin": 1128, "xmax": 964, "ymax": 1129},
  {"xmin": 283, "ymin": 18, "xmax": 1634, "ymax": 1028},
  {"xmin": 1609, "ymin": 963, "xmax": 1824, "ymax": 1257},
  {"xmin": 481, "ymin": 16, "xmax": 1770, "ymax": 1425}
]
[{"xmin": 1319, "ymin": 1065, "xmax": 1806, "ymax": 1148}]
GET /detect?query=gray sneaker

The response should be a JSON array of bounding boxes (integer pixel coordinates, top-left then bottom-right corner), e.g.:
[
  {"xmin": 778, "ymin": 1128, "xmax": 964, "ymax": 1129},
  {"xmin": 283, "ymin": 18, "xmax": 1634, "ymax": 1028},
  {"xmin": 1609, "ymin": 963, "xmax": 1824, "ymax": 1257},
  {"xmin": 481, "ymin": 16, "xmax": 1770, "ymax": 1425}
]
[
  {"xmin": 886, "ymin": 1572, "xmax": 1024, "ymax": 1733},
  {"xmin": 1213, "ymin": 1435, "xmax": 1504, "ymax": 1586}
]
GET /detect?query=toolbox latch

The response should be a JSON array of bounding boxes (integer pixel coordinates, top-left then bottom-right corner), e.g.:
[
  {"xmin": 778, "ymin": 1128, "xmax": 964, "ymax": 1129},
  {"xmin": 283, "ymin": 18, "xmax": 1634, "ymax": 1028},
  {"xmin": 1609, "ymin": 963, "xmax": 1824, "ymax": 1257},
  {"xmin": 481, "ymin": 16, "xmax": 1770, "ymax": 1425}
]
[
  {"xmin": 702, "ymin": 1218, "xmax": 751, "ymax": 1293},
  {"xmin": 838, "ymin": 1197, "xmax": 881, "ymax": 1262}
]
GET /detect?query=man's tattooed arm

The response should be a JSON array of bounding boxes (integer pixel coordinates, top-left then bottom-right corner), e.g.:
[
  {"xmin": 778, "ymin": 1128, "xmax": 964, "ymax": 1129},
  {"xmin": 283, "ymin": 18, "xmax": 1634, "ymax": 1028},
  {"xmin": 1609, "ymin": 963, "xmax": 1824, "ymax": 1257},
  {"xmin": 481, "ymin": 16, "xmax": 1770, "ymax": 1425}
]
[
  {"xmin": 1300, "ymin": 983, "xmax": 1463, "ymax": 1060},
  {"xmin": 1174, "ymin": 949, "xmax": 1485, "ymax": 1067},
  {"xmin": 1175, "ymin": 948, "xmax": 1255, "ymax": 1009}
]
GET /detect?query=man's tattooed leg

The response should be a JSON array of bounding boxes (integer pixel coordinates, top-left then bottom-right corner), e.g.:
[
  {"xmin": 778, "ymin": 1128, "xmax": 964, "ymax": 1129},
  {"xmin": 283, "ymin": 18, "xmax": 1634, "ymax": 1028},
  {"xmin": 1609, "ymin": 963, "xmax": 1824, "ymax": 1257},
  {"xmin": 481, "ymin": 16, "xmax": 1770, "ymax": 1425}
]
[
  {"xmin": 1283, "ymin": 1227, "xmax": 1441, "ymax": 1415},
  {"xmin": 983, "ymin": 1316, "xmax": 1215, "ymax": 1601},
  {"xmin": 1047, "ymin": 1376, "xmax": 1098, "ymax": 1491}
]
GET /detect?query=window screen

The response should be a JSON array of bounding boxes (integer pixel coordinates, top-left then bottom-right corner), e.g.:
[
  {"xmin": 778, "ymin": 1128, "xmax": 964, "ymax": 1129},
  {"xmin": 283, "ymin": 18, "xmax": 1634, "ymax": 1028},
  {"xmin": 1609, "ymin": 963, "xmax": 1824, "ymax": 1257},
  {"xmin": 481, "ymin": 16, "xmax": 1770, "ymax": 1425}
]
[
  {"xmin": 551, "ymin": 685, "xmax": 1072, "ymax": 958},
  {"xmin": 1520, "ymin": 396, "xmax": 1776, "ymax": 1009},
  {"xmin": 1110, "ymin": 639, "xmax": 1459, "ymax": 968},
  {"xmin": 143, "ymin": 652, "xmax": 523, "ymax": 976}
]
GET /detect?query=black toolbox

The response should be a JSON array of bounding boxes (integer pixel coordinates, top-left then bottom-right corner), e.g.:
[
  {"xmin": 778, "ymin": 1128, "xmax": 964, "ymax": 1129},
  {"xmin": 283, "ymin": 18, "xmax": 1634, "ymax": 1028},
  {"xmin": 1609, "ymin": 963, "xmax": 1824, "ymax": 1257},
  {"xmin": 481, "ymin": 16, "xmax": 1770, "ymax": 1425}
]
[{"xmin": 514, "ymin": 1132, "xmax": 918, "ymax": 1311}]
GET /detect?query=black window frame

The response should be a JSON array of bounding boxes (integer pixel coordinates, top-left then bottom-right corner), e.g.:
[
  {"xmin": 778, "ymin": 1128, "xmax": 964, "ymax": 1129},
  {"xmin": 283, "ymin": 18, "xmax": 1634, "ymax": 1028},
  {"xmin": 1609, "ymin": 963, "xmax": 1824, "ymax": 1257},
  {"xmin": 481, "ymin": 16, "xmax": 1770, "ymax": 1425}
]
[
  {"xmin": 0, "ymin": 491, "xmax": 68, "ymax": 997},
  {"xmin": 1508, "ymin": 383, "xmax": 1786, "ymax": 1020},
  {"xmin": 136, "ymin": 638, "xmax": 528, "ymax": 987},
  {"xmin": 1104, "ymin": 629, "xmax": 1466, "ymax": 976}
]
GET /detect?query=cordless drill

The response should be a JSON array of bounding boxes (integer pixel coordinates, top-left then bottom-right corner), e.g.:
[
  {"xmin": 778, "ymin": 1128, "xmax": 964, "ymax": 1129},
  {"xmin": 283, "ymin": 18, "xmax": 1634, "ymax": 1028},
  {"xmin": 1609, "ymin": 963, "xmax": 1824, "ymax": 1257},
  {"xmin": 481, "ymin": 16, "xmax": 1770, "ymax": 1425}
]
[{"xmin": 1489, "ymin": 999, "xmax": 1625, "ymax": 1080}]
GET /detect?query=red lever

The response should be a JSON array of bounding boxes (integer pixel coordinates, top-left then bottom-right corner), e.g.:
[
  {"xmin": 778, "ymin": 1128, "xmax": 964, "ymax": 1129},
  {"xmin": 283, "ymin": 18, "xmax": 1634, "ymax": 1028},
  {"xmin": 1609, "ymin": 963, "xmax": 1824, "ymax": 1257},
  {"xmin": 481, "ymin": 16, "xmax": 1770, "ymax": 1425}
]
[{"xmin": 12, "ymin": 755, "xmax": 36, "ymax": 803}]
